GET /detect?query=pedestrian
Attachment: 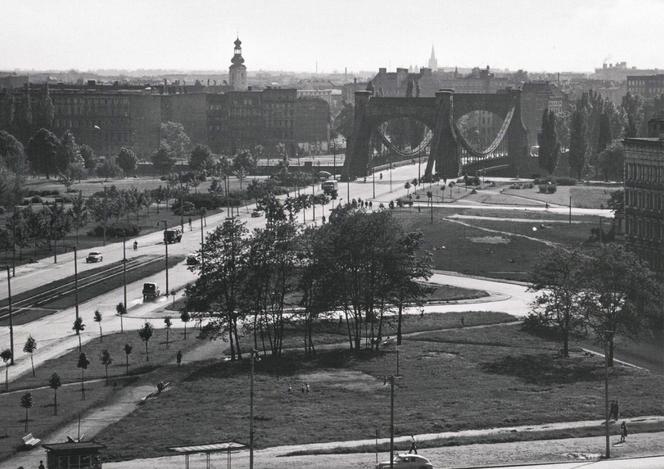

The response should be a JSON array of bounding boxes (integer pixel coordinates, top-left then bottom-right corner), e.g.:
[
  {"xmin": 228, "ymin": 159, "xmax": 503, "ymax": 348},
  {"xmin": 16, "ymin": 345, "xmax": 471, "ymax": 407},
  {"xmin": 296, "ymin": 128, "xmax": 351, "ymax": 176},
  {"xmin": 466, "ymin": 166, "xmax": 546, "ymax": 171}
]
[
  {"xmin": 408, "ymin": 435, "xmax": 418, "ymax": 454},
  {"xmin": 461, "ymin": 317, "xmax": 465, "ymax": 327},
  {"xmin": 322, "ymin": 215, "xmax": 326, "ymax": 224},
  {"xmin": 301, "ymin": 384, "xmax": 305, "ymax": 393},
  {"xmin": 133, "ymin": 240, "xmax": 138, "ymax": 250},
  {"xmin": 188, "ymin": 217, "xmax": 192, "ymax": 231},
  {"xmin": 306, "ymin": 383, "xmax": 310, "ymax": 393},
  {"xmin": 288, "ymin": 384, "xmax": 292, "ymax": 393},
  {"xmin": 176, "ymin": 350, "xmax": 182, "ymax": 367},
  {"xmin": 420, "ymin": 307, "xmax": 424, "ymax": 318},
  {"xmin": 39, "ymin": 462, "xmax": 45, "ymax": 469},
  {"xmin": 620, "ymin": 421, "xmax": 628, "ymax": 442}
]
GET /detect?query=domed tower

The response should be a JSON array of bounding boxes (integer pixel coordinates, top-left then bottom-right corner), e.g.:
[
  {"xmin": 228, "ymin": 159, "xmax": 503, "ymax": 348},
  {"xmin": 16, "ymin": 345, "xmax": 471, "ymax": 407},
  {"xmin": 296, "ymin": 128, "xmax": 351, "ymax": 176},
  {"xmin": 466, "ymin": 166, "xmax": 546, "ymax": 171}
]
[{"xmin": 229, "ymin": 37, "xmax": 247, "ymax": 91}]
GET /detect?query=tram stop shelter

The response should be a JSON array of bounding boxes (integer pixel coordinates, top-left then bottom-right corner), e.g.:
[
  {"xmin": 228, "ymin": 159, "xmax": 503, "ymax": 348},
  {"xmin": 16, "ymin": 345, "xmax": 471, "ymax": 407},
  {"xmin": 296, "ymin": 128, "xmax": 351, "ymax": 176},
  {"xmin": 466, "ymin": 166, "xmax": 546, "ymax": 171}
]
[
  {"xmin": 42, "ymin": 441, "xmax": 105, "ymax": 468},
  {"xmin": 168, "ymin": 441, "xmax": 246, "ymax": 469}
]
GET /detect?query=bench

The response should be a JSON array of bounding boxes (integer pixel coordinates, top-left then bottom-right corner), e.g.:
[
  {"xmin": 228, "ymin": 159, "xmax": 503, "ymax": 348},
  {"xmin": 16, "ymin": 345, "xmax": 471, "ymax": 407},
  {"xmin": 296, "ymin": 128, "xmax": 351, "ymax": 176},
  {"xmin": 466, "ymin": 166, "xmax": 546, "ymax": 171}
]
[{"xmin": 22, "ymin": 433, "xmax": 40, "ymax": 448}]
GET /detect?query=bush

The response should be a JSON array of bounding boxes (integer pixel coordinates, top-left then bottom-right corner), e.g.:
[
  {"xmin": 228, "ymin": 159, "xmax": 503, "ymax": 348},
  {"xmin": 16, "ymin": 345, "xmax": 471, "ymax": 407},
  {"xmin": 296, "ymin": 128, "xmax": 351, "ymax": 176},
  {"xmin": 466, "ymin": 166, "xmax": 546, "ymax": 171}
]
[
  {"xmin": 172, "ymin": 201, "xmax": 197, "ymax": 216},
  {"xmin": 87, "ymin": 222, "xmax": 140, "ymax": 238},
  {"xmin": 30, "ymin": 196, "xmax": 43, "ymax": 204},
  {"xmin": 554, "ymin": 177, "xmax": 577, "ymax": 186},
  {"xmin": 180, "ymin": 192, "xmax": 241, "ymax": 211},
  {"xmin": 538, "ymin": 183, "xmax": 557, "ymax": 194},
  {"xmin": 25, "ymin": 189, "xmax": 60, "ymax": 197},
  {"xmin": 521, "ymin": 312, "xmax": 560, "ymax": 340}
]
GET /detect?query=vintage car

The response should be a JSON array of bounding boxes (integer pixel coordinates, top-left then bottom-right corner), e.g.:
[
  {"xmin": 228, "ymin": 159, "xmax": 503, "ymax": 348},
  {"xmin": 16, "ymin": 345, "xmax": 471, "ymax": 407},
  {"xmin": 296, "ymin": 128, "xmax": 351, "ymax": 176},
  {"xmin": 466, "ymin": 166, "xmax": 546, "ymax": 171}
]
[
  {"xmin": 142, "ymin": 282, "xmax": 161, "ymax": 301},
  {"xmin": 376, "ymin": 453, "xmax": 433, "ymax": 469},
  {"xmin": 86, "ymin": 251, "xmax": 103, "ymax": 263}
]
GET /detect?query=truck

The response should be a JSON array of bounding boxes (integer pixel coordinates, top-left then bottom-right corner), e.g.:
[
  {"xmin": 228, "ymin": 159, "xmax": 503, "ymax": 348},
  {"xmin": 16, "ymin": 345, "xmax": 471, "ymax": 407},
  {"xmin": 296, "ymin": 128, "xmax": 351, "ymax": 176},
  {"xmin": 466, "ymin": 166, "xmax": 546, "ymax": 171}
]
[
  {"xmin": 164, "ymin": 227, "xmax": 183, "ymax": 244},
  {"xmin": 142, "ymin": 282, "xmax": 160, "ymax": 301},
  {"xmin": 321, "ymin": 179, "xmax": 338, "ymax": 195}
]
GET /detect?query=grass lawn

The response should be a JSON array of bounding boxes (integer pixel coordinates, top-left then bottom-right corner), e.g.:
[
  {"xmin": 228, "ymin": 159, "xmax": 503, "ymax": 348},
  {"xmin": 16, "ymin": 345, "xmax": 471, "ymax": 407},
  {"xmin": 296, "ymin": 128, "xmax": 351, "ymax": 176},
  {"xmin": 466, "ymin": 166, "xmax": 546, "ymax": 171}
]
[
  {"xmin": 93, "ymin": 312, "xmax": 664, "ymax": 462},
  {"xmin": 394, "ymin": 208, "xmax": 604, "ymax": 281},
  {"xmin": 501, "ymin": 185, "xmax": 619, "ymax": 209}
]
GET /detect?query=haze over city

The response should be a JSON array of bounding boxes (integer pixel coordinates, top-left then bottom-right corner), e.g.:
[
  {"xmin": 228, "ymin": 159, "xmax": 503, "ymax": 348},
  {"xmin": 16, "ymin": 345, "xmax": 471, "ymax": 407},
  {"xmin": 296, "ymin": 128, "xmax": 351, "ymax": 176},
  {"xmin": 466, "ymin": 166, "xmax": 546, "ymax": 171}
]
[{"xmin": 2, "ymin": 0, "xmax": 664, "ymax": 73}]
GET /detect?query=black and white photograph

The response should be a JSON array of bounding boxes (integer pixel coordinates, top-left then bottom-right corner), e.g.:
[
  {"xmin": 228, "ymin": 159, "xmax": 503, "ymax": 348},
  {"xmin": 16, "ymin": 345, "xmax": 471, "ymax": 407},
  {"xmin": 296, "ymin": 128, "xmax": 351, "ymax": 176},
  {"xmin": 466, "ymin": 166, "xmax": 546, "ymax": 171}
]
[{"xmin": 0, "ymin": 1, "xmax": 663, "ymax": 468}]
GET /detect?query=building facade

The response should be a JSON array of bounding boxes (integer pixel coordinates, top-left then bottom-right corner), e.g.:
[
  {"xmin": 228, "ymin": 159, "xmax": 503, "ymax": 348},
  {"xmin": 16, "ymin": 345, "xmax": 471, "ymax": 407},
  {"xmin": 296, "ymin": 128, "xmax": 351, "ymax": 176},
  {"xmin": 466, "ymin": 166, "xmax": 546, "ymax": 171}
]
[
  {"xmin": 627, "ymin": 74, "xmax": 664, "ymax": 100},
  {"xmin": 623, "ymin": 117, "xmax": 664, "ymax": 273},
  {"xmin": 229, "ymin": 38, "xmax": 248, "ymax": 92}
]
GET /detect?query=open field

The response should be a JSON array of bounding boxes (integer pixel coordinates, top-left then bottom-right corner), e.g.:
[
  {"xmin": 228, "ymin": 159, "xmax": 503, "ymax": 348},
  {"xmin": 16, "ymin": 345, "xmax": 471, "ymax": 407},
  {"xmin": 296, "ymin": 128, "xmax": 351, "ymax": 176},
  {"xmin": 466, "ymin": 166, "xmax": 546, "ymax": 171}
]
[
  {"xmin": 501, "ymin": 184, "xmax": 619, "ymax": 209},
  {"xmin": 394, "ymin": 208, "xmax": 605, "ymax": 281},
  {"xmin": 95, "ymin": 314, "xmax": 664, "ymax": 462}
]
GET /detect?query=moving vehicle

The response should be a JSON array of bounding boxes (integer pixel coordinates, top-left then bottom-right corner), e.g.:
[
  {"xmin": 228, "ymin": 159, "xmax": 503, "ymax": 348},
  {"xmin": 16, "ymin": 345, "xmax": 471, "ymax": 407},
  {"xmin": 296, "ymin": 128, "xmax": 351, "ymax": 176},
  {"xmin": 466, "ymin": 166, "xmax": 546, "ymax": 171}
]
[
  {"xmin": 318, "ymin": 170, "xmax": 332, "ymax": 181},
  {"xmin": 321, "ymin": 179, "xmax": 338, "ymax": 195},
  {"xmin": 164, "ymin": 227, "xmax": 183, "ymax": 244},
  {"xmin": 376, "ymin": 453, "xmax": 433, "ymax": 469},
  {"xmin": 86, "ymin": 251, "xmax": 103, "ymax": 263},
  {"xmin": 251, "ymin": 210, "xmax": 263, "ymax": 218},
  {"xmin": 142, "ymin": 282, "xmax": 161, "ymax": 301}
]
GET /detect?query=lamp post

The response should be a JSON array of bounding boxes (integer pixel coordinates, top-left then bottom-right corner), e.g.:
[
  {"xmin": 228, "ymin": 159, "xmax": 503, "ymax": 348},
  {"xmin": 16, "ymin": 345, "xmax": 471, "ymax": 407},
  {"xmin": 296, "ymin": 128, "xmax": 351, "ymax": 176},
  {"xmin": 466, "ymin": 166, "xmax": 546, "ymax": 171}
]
[
  {"xmin": 122, "ymin": 237, "xmax": 127, "ymax": 315},
  {"xmin": 603, "ymin": 331, "xmax": 614, "ymax": 459},
  {"xmin": 200, "ymin": 212, "xmax": 205, "ymax": 270},
  {"xmin": 6, "ymin": 266, "xmax": 14, "ymax": 364},
  {"xmin": 73, "ymin": 247, "xmax": 79, "ymax": 322},
  {"xmin": 389, "ymin": 161, "xmax": 393, "ymax": 193},
  {"xmin": 372, "ymin": 167, "xmax": 376, "ymax": 199},
  {"xmin": 161, "ymin": 220, "xmax": 169, "ymax": 296},
  {"xmin": 249, "ymin": 349, "xmax": 260, "ymax": 469}
]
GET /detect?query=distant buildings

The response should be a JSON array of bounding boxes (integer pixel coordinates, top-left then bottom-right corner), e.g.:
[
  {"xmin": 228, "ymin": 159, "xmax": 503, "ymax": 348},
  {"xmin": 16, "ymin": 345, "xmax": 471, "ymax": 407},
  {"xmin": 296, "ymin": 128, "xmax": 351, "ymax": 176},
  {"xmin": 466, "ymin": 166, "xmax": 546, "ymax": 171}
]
[
  {"xmin": 624, "ymin": 116, "xmax": 664, "ymax": 273},
  {"xmin": 593, "ymin": 62, "xmax": 661, "ymax": 82},
  {"xmin": 627, "ymin": 74, "xmax": 664, "ymax": 101},
  {"xmin": 427, "ymin": 46, "xmax": 438, "ymax": 72}
]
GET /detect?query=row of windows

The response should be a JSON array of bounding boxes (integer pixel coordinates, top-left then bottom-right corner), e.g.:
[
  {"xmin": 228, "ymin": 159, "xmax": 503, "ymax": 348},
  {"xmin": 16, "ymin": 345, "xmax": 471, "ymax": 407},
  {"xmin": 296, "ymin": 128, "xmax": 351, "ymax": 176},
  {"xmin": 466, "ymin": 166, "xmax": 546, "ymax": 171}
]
[
  {"xmin": 625, "ymin": 162, "xmax": 664, "ymax": 184},
  {"xmin": 626, "ymin": 216, "xmax": 664, "ymax": 242},
  {"xmin": 55, "ymin": 96, "xmax": 130, "ymax": 106},
  {"xmin": 57, "ymin": 106, "xmax": 129, "ymax": 117},
  {"xmin": 625, "ymin": 189, "xmax": 664, "ymax": 211}
]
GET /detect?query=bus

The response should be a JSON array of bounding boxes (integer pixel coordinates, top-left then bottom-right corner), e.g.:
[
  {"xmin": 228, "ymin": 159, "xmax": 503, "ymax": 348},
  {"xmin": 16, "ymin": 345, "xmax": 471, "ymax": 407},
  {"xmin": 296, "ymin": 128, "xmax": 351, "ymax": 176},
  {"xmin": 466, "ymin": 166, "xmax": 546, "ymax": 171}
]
[
  {"xmin": 164, "ymin": 227, "xmax": 183, "ymax": 244},
  {"xmin": 321, "ymin": 179, "xmax": 338, "ymax": 194}
]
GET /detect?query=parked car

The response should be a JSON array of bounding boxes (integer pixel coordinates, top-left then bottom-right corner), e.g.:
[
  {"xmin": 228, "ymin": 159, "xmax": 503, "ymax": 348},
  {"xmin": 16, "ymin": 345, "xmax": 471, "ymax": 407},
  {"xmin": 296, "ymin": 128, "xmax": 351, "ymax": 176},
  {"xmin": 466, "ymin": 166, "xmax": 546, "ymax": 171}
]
[
  {"xmin": 86, "ymin": 252, "xmax": 103, "ymax": 263},
  {"xmin": 376, "ymin": 454, "xmax": 433, "ymax": 469},
  {"xmin": 251, "ymin": 210, "xmax": 263, "ymax": 218},
  {"xmin": 186, "ymin": 254, "xmax": 200, "ymax": 265},
  {"xmin": 142, "ymin": 282, "xmax": 160, "ymax": 301}
]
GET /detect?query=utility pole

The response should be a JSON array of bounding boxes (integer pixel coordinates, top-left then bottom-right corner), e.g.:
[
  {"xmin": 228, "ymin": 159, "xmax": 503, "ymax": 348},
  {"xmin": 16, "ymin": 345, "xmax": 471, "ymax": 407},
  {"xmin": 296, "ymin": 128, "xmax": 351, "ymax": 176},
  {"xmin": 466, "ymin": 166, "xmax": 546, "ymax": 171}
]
[
  {"xmin": 200, "ymin": 213, "xmax": 205, "ymax": 270},
  {"xmin": 74, "ymin": 247, "xmax": 79, "ymax": 322},
  {"xmin": 250, "ymin": 350, "xmax": 258, "ymax": 469},
  {"xmin": 389, "ymin": 376, "xmax": 395, "ymax": 469},
  {"xmin": 122, "ymin": 237, "xmax": 127, "ymax": 317},
  {"xmin": 604, "ymin": 336, "xmax": 611, "ymax": 459},
  {"xmin": 6, "ymin": 266, "xmax": 14, "ymax": 365},
  {"xmin": 372, "ymin": 167, "xmax": 376, "ymax": 199},
  {"xmin": 312, "ymin": 184, "xmax": 316, "ymax": 224},
  {"xmin": 569, "ymin": 196, "xmax": 572, "ymax": 225},
  {"xmin": 161, "ymin": 220, "xmax": 169, "ymax": 296},
  {"xmin": 11, "ymin": 207, "xmax": 16, "ymax": 277},
  {"xmin": 389, "ymin": 161, "xmax": 393, "ymax": 192}
]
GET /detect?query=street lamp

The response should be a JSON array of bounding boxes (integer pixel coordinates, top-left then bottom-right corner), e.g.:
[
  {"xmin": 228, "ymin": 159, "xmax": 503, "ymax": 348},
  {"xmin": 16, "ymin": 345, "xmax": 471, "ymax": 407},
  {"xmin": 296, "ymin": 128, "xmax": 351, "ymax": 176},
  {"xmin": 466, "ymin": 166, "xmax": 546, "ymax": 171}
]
[
  {"xmin": 603, "ymin": 330, "xmax": 615, "ymax": 459},
  {"xmin": 160, "ymin": 220, "xmax": 169, "ymax": 296},
  {"xmin": 249, "ymin": 349, "xmax": 260, "ymax": 469},
  {"xmin": 122, "ymin": 237, "xmax": 127, "ymax": 316},
  {"xmin": 5, "ymin": 266, "xmax": 14, "ymax": 364}
]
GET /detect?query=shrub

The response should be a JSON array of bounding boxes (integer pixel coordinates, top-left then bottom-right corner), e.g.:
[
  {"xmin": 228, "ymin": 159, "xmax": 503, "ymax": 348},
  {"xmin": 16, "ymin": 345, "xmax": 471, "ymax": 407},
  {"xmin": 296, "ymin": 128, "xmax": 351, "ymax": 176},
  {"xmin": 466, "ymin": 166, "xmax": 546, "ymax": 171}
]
[
  {"xmin": 180, "ymin": 192, "xmax": 241, "ymax": 210},
  {"xmin": 554, "ymin": 177, "xmax": 577, "ymax": 186},
  {"xmin": 30, "ymin": 196, "xmax": 43, "ymax": 204},
  {"xmin": 538, "ymin": 184, "xmax": 557, "ymax": 194},
  {"xmin": 521, "ymin": 312, "xmax": 561, "ymax": 340},
  {"xmin": 25, "ymin": 189, "xmax": 60, "ymax": 197},
  {"xmin": 87, "ymin": 222, "xmax": 140, "ymax": 238},
  {"xmin": 172, "ymin": 201, "xmax": 197, "ymax": 216}
]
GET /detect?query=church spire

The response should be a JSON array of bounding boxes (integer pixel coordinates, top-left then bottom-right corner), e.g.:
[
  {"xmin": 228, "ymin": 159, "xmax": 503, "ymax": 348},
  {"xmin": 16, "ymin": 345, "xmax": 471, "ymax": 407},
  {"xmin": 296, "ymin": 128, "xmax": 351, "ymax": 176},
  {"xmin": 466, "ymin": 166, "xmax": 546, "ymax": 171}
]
[
  {"xmin": 428, "ymin": 45, "xmax": 438, "ymax": 71},
  {"xmin": 229, "ymin": 37, "xmax": 247, "ymax": 91}
]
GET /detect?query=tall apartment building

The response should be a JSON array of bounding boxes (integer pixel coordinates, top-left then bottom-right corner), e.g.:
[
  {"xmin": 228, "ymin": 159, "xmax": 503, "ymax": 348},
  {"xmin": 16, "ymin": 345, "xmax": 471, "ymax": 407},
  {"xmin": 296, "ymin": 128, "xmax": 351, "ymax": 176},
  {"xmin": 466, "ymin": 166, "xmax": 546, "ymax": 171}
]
[
  {"xmin": 624, "ymin": 116, "xmax": 664, "ymax": 273},
  {"xmin": 627, "ymin": 74, "xmax": 664, "ymax": 100}
]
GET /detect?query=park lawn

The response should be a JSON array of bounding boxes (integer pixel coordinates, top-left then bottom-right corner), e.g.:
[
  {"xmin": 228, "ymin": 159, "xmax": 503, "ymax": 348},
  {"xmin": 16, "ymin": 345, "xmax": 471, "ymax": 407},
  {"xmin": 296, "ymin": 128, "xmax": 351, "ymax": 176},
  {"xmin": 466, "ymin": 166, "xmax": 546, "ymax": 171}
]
[
  {"xmin": 501, "ymin": 185, "xmax": 619, "ymax": 209},
  {"xmin": 6, "ymin": 327, "xmax": 202, "ymax": 393},
  {"xmin": 94, "ymin": 316, "xmax": 664, "ymax": 462},
  {"xmin": 0, "ymin": 378, "xmax": 137, "ymax": 463},
  {"xmin": 394, "ymin": 208, "xmax": 603, "ymax": 282}
]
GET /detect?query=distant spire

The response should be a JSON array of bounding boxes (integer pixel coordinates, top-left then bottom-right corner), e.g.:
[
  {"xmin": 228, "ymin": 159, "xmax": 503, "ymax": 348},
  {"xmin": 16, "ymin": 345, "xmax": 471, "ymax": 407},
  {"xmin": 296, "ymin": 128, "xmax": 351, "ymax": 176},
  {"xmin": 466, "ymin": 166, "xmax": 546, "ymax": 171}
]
[{"xmin": 428, "ymin": 45, "xmax": 438, "ymax": 71}]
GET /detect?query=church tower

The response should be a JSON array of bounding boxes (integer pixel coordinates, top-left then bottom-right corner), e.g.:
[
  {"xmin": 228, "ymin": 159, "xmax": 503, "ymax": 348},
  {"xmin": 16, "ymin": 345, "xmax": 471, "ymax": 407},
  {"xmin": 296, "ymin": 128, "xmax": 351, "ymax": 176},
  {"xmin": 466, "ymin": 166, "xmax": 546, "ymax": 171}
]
[
  {"xmin": 428, "ymin": 45, "xmax": 438, "ymax": 72},
  {"xmin": 229, "ymin": 37, "xmax": 248, "ymax": 91}
]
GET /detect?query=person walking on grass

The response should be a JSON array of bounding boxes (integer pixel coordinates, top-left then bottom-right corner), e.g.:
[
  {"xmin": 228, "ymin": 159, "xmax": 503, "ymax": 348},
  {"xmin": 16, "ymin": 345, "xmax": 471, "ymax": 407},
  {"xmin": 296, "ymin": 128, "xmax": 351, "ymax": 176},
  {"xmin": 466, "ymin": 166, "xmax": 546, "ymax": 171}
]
[
  {"xmin": 620, "ymin": 421, "xmax": 628, "ymax": 443},
  {"xmin": 408, "ymin": 435, "xmax": 418, "ymax": 454},
  {"xmin": 176, "ymin": 350, "xmax": 182, "ymax": 367}
]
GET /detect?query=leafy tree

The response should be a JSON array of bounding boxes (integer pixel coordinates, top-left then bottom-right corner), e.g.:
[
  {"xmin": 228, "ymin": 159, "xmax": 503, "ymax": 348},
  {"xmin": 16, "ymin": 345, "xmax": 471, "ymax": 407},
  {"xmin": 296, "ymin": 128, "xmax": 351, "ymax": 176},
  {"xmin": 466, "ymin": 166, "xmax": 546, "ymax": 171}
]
[
  {"xmin": 23, "ymin": 335, "xmax": 37, "ymax": 377},
  {"xmin": 123, "ymin": 343, "xmax": 132, "ymax": 375},
  {"xmin": 568, "ymin": 110, "xmax": 587, "ymax": 180},
  {"xmin": 79, "ymin": 144, "xmax": 97, "ymax": 172},
  {"xmin": 529, "ymin": 248, "xmax": 586, "ymax": 357},
  {"xmin": 20, "ymin": 392, "xmax": 33, "ymax": 432},
  {"xmin": 45, "ymin": 203, "xmax": 72, "ymax": 256},
  {"xmin": 26, "ymin": 128, "xmax": 60, "ymax": 178},
  {"xmin": 96, "ymin": 157, "xmax": 123, "ymax": 180},
  {"xmin": 72, "ymin": 316, "xmax": 85, "ymax": 351},
  {"xmin": 180, "ymin": 310, "xmax": 191, "ymax": 340},
  {"xmin": 537, "ymin": 109, "xmax": 560, "ymax": 175},
  {"xmin": 1, "ymin": 348, "xmax": 12, "ymax": 391},
  {"xmin": 580, "ymin": 244, "xmax": 662, "ymax": 366},
  {"xmin": 160, "ymin": 121, "xmax": 191, "ymax": 161},
  {"xmin": 597, "ymin": 140, "xmax": 625, "ymax": 181},
  {"xmin": 77, "ymin": 352, "xmax": 90, "ymax": 400},
  {"xmin": 0, "ymin": 130, "xmax": 26, "ymax": 174},
  {"xmin": 597, "ymin": 112, "xmax": 612, "ymax": 154},
  {"xmin": 607, "ymin": 190, "xmax": 624, "ymax": 214},
  {"xmin": 138, "ymin": 322, "xmax": 154, "ymax": 361},
  {"xmin": 151, "ymin": 144, "xmax": 177, "ymax": 175},
  {"xmin": 233, "ymin": 150, "xmax": 256, "ymax": 191},
  {"xmin": 70, "ymin": 191, "xmax": 88, "ymax": 244},
  {"xmin": 100, "ymin": 349, "xmax": 112, "ymax": 385},
  {"xmin": 189, "ymin": 144, "xmax": 214, "ymax": 172},
  {"xmin": 117, "ymin": 147, "xmax": 138, "ymax": 177},
  {"xmin": 58, "ymin": 130, "xmax": 84, "ymax": 174},
  {"xmin": 164, "ymin": 316, "xmax": 172, "ymax": 348},
  {"xmin": 48, "ymin": 372, "xmax": 61, "ymax": 415},
  {"xmin": 94, "ymin": 310, "xmax": 103, "ymax": 341}
]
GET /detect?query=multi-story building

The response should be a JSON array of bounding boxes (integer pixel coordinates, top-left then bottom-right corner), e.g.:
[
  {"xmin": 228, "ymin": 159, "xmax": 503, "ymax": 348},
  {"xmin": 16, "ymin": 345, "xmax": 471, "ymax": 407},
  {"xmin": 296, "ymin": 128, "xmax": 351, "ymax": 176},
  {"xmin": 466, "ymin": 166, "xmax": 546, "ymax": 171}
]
[
  {"xmin": 627, "ymin": 74, "xmax": 664, "ymax": 100},
  {"xmin": 624, "ymin": 116, "xmax": 664, "ymax": 273},
  {"xmin": 593, "ymin": 62, "xmax": 661, "ymax": 82},
  {"xmin": 295, "ymin": 97, "xmax": 330, "ymax": 152}
]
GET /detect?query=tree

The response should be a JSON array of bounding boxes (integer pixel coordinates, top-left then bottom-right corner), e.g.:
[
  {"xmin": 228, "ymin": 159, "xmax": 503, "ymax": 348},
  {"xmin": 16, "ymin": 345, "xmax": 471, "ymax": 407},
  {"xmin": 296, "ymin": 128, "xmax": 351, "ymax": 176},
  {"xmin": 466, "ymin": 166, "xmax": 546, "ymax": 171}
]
[
  {"xmin": 529, "ymin": 248, "xmax": 586, "ymax": 357},
  {"xmin": 77, "ymin": 352, "xmax": 90, "ymax": 400},
  {"xmin": 96, "ymin": 157, "xmax": 123, "ymax": 180},
  {"xmin": 233, "ymin": 150, "xmax": 256, "ymax": 191},
  {"xmin": 138, "ymin": 322, "xmax": 154, "ymax": 361},
  {"xmin": 100, "ymin": 349, "xmax": 112, "ymax": 385},
  {"xmin": 20, "ymin": 392, "xmax": 33, "ymax": 432},
  {"xmin": 23, "ymin": 335, "xmax": 37, "ymax": 377},
  {"xmin": 580, "ymin": 244, "xmax": 662, "ymax": 366},
  {"xmin": 160, "ymin": 121, "xmax": 191, "ymax": 161},
  {"xmin": 607, "ymin": 190, "xmax": 624, "ymax": 215},
  {"xmin": 151, "ymin": 144, "xmax": 177, "ymax": 175},
  {"xmin": 45, "ymin": 203, "xmax": 72, "ymax": 257},
  {"xmin": 26, "ymin": 128, "xmax": 60, "ymax": 178},
  {"xmin": 597, "ymin": 141, "xmax": 625, "ymax": 181},
  {"xmin": 116, "ymin": 302, "xmax": 127, "ymax": 333},
  {"xmin": 1, "ymin": 349, "xmax": 11, "ymax": 392},
  {"xmin": 58, "ymin": 130, "xmax": 84, "ymax": 176},
  {"xmin": 123, "ymin": 343, "xmax": 132, "ymax": 375},
  {"xmin": 79, "ymin": 144, "xmax": 97, "ymax": 172},
  {"xmin": 73, "ymin": 316, "xmax": 85, "ymax": 351},
  {"xmin": 117, "ymin": 147, "xmax": 138, "ymax": 177},
  {"xmin": 49, "ymin": 372, "xmax": 61, "ymax": 415},
  {"xmin": 189, "ymin": 144, "xmax": 214, "ymax": 172},
  {"xmin": 180, "ymin": 310, "xmax": 191, "ymax": 340},
  {"xmin": 537, "ymin": 109, "xmax": 560, "ymax": 175},
  {"xmin": 94, "ymin": 310, "xmax": 103, "ymax": 341},
  {"xmin": 164, "ymin": 316, "xmax": 172, "ymax": 348},
  {"xmin": 568, "ymin": 110, "xmax": 587, "ymax": 180},
  {"xmin": 0, "ymin": 130, "xmax": 26, "ymax": 174},
  {"xmin": 70, "ymin": 191, "xmax": 88, "ymax": 245},
  {"xmin": 597, "ymin": 112, "xmax": 612, "ymax": 155}
]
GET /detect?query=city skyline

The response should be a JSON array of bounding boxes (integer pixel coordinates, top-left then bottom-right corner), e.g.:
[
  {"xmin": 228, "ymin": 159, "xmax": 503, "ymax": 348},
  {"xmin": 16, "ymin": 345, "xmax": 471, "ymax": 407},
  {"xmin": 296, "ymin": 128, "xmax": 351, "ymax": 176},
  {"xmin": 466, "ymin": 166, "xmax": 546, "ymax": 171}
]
[{"xmin": 2, "ymin": 0, "xmax": 664, "ymax": 74}]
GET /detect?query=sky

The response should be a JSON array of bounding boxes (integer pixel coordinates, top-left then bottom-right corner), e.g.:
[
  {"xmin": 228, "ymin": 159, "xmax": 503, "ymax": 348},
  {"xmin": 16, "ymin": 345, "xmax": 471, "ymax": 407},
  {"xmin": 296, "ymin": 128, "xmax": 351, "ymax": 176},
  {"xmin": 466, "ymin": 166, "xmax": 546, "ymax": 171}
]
[{"xmin": 2, "ymin": 0, "xmax": 664, "ymax": 74}]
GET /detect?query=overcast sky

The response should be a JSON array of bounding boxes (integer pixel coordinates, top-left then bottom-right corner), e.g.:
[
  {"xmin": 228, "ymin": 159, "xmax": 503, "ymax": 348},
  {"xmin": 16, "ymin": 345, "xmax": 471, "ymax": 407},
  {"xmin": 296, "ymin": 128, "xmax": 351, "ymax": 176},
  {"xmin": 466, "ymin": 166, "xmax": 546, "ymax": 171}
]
[{"xmin": 2, "ymin": 0, "xmax": 663, "ymax": 73}]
